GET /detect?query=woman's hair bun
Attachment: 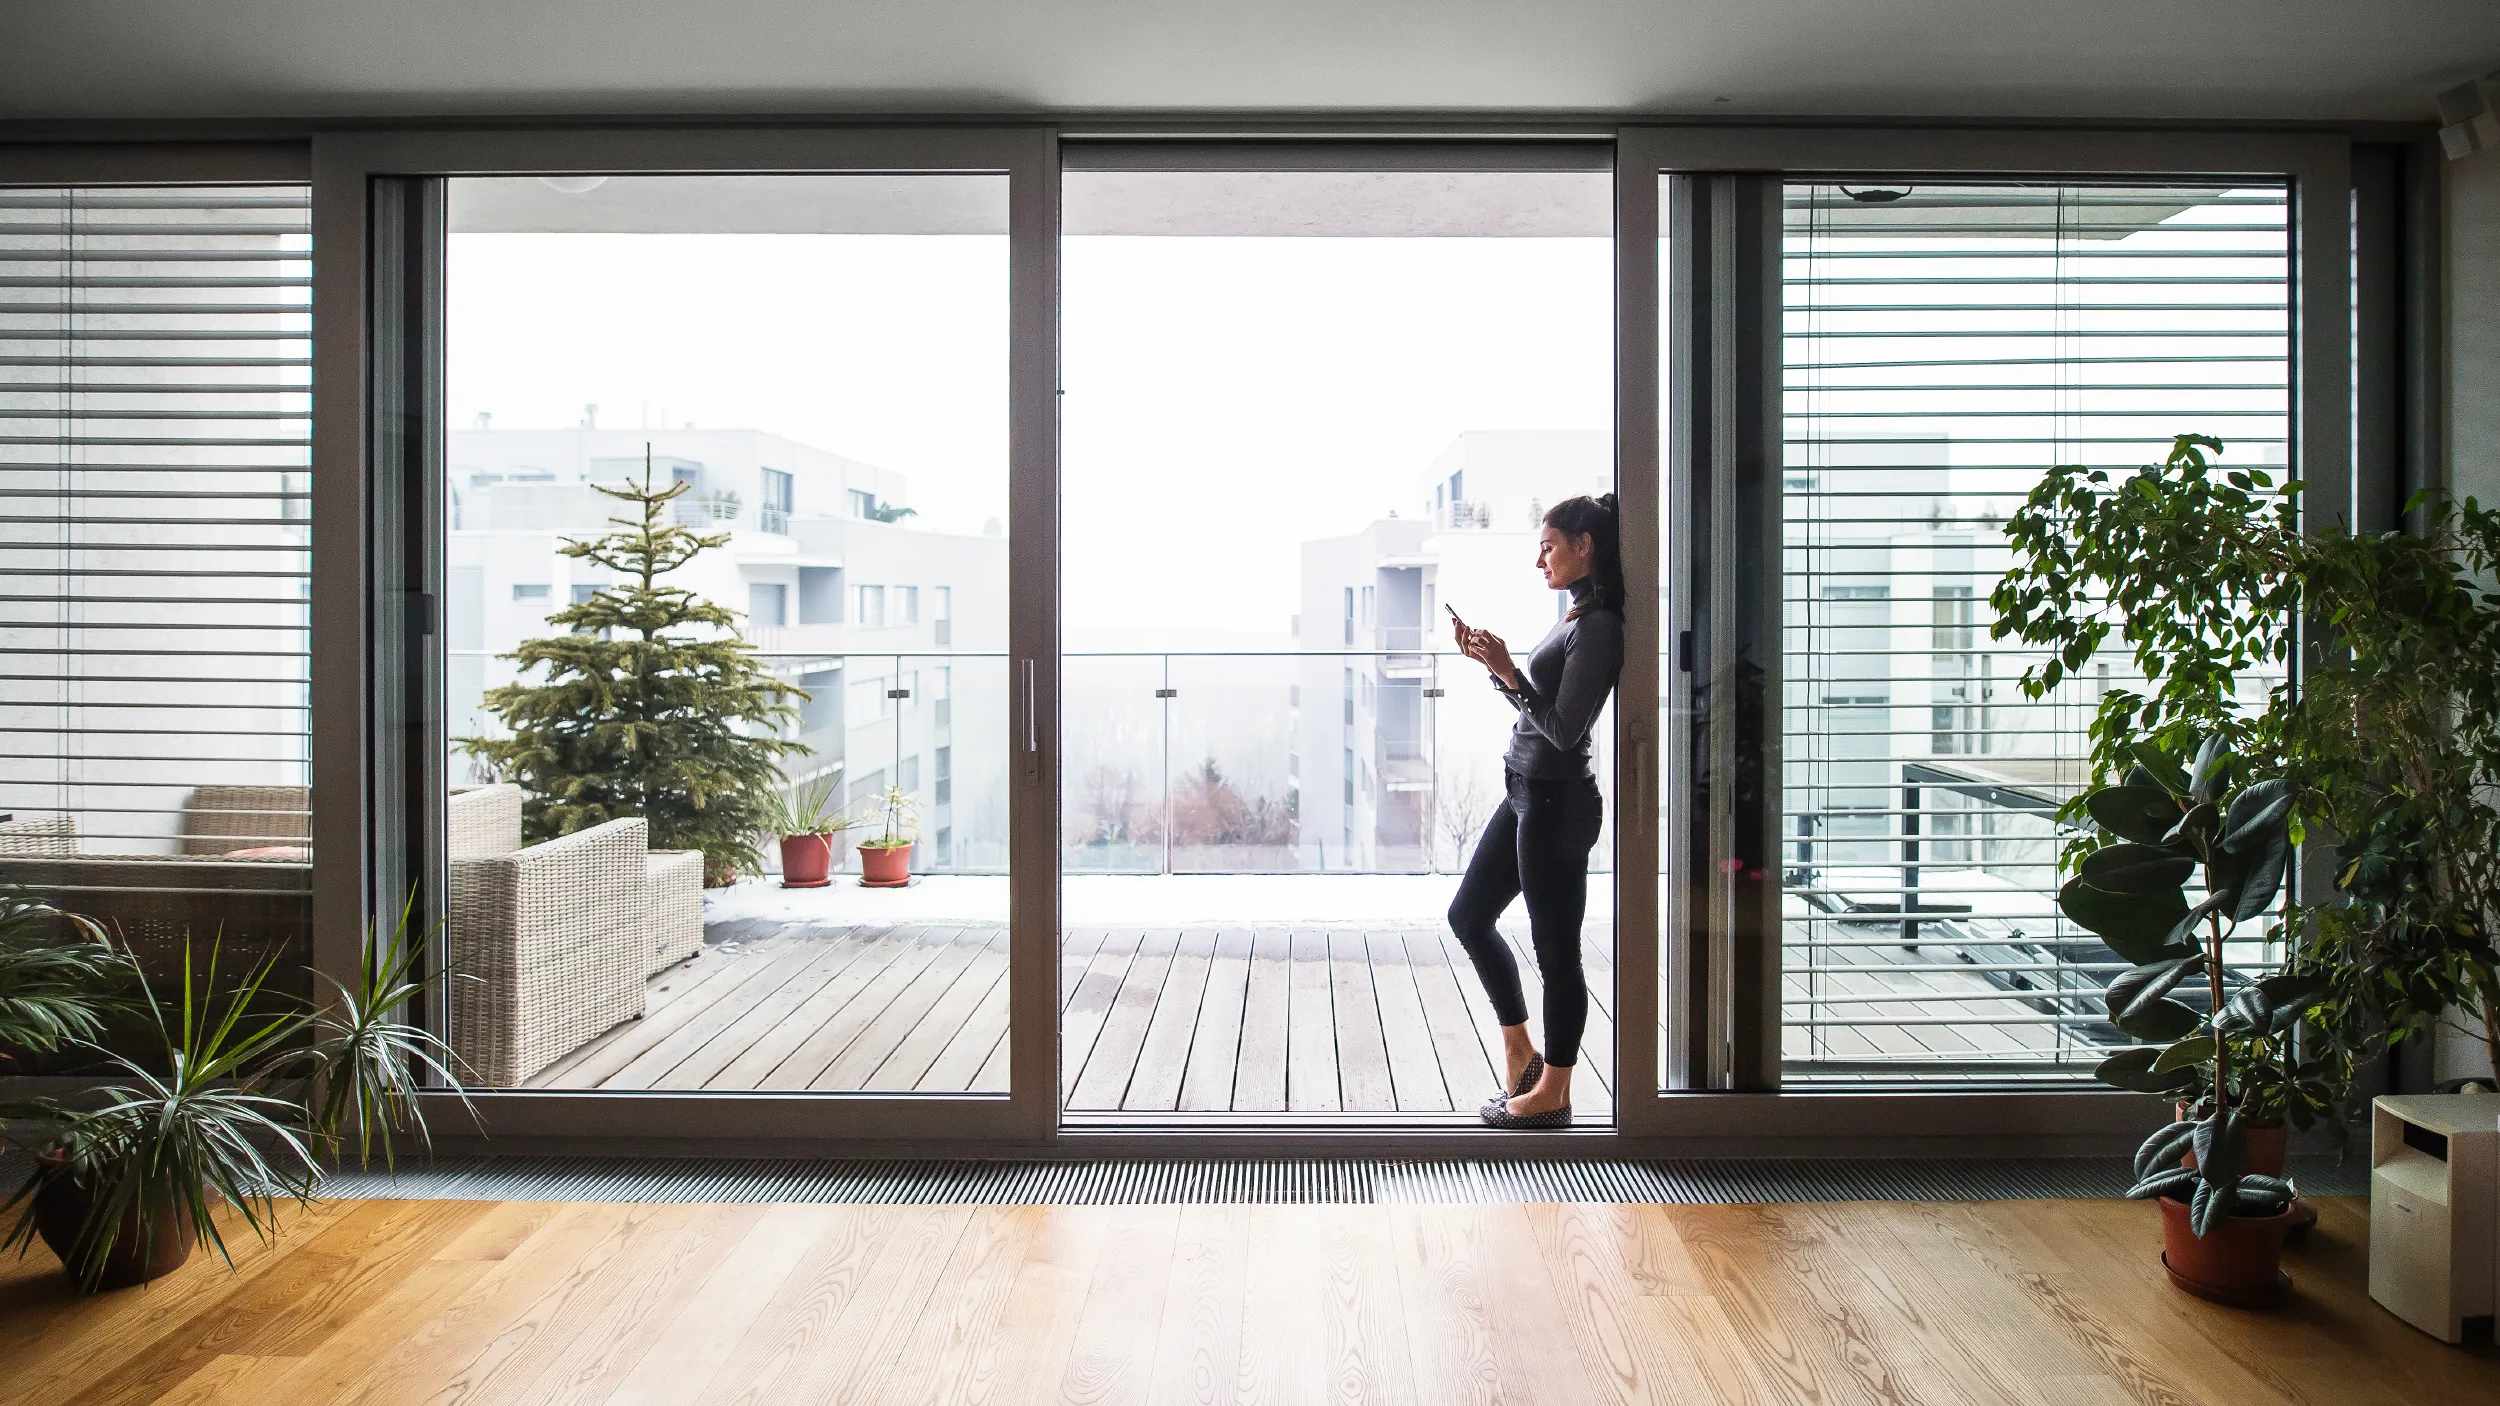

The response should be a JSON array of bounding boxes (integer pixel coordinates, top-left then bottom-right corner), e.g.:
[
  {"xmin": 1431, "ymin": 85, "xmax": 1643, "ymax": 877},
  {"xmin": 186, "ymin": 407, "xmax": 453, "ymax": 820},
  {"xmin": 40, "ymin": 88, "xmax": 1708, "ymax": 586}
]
[{"xmin": 1595, "ymin": 491, "xmax": 1619, "ymax": 518}]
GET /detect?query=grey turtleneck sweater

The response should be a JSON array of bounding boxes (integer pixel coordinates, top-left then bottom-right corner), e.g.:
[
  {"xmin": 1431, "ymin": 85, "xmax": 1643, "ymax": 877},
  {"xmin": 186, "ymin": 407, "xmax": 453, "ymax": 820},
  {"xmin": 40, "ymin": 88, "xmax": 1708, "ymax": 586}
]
[{"xmin": 1489, "ymin": 576, "xmax": 1624, "ymax": 780}]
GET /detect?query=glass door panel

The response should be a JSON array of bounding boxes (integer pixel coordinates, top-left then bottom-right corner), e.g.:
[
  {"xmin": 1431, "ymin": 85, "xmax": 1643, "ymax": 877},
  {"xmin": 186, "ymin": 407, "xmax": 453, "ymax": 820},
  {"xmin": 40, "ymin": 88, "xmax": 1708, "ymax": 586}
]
[{"xmin": 439, "ymin": 173, "xmax": 1012, "ymax": 1094}]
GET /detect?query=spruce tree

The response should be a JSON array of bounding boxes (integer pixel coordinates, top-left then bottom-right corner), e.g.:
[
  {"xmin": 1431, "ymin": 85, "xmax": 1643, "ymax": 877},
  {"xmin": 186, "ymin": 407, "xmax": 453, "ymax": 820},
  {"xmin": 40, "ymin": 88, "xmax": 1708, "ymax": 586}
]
[{"xmin": 463, "ymin": 453, "xmax": 804, "ymax": 885}]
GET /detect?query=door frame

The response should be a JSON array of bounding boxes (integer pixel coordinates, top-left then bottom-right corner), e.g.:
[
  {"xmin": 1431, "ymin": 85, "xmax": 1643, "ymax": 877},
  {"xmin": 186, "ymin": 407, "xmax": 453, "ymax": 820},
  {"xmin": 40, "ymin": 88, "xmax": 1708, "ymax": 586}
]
[{"xmin": 313, "ymin": 126, "xmax": 1061, "ymax": 1144}]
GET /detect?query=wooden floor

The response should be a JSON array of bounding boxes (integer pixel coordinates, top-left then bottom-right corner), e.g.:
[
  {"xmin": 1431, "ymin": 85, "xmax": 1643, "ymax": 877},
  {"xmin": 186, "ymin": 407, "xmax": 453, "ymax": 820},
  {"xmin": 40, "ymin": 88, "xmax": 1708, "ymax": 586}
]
[
  {"xmin": 533, "ymin": 921, "xmax": 1618, "ymax": 1117},
  {"xmin": 3, "ymin": 1194, "xmax": 2489, "ymax": 1405}
]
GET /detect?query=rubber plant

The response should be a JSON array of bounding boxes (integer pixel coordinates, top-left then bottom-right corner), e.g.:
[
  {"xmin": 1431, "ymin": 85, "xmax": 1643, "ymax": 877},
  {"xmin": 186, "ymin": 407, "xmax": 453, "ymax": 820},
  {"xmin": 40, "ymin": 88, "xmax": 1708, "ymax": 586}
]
[
  {"xmin": 1, "ymin": 900, "xmax": 470, "ymax": 1291},
  {"xmin": 2066, "ymin": 734, "xmax": 2324, "ymax": 1234}
]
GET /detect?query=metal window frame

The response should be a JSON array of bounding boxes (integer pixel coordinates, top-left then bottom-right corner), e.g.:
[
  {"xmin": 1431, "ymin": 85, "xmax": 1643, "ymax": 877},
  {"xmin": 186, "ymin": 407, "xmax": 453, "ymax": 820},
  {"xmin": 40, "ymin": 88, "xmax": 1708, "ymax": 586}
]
[
  {"xmin": 311, "ymin": 128, "xmax": 1060, "ymax": 1146},
  {"xmin": 1, "ymin": 118, "xmax": 2411, "ymax": 1156},
  {"xmin": 1617, "ymin": 124, "xmax": 2353, "ymax": 1145}
]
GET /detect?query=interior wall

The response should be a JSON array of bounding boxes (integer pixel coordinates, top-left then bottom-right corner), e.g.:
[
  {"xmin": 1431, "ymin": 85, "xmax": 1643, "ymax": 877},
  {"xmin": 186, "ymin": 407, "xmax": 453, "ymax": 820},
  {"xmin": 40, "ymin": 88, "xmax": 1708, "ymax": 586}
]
[{"xmin": 2439, "ymin": 140, "xmax": 2500, "ymax": 1086}]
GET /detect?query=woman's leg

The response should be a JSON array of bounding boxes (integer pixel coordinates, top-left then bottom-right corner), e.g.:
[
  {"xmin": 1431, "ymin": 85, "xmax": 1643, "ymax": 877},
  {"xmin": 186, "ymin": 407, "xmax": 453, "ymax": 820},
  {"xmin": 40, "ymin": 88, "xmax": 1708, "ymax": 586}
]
[
  {"xmin": 1448, "ymin": 789, "xmax": 1532, "ymax": 1087},
  {"xmin": 1507, "ymin": 777, "xmax": 1603, "ymax": 1114}
]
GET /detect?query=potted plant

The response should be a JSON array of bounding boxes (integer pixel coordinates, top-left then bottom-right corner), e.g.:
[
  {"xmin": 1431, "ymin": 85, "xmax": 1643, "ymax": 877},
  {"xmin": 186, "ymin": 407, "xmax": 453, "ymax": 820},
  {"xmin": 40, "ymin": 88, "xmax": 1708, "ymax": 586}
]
[
  {"xmin": 2, "ymin": 902, "xmax": 469, "ymax": 1291},
  {"xmin": 761, "ymin": 777, "xmax": 853, "ymax": 888},
  {"xmin": 0, "ymin": 889, "xmax": 120, "ymax": 1080},
  {"xmin": 854, "ymin": 784, "xmax": 922, "ymax": 888},
  {"xmin": 2067, "ymin": 734, "xmax": 2325, "ymax": 1305}
]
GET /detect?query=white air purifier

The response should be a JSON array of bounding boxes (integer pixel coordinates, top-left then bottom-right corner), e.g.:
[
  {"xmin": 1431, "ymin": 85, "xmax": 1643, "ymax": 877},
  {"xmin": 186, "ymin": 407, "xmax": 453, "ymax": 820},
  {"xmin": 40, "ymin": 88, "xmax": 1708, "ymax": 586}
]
[{"xmin": 2370, "ymin": 1094, "xmax": 2499, "ymax": 1343}]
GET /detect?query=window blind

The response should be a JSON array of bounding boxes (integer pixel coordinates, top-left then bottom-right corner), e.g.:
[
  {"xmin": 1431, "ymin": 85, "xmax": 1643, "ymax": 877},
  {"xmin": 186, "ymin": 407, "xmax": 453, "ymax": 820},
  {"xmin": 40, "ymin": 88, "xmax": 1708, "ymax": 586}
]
[
  {"xmin": 1781, "ymin": 181, "xmax": 2290, "ymax": 1083},
  {"xmin": 0, "ymin": 184, "xmax": 313, "ymax": 1025}
]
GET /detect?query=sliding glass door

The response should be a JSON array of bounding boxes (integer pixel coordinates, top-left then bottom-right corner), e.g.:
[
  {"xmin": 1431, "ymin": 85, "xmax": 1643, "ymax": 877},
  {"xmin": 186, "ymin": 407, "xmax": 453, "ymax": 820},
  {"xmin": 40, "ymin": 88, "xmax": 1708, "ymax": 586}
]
[{"xmin": 325, "ymin": 130, "xmax": 1059, "ymax": 1144}]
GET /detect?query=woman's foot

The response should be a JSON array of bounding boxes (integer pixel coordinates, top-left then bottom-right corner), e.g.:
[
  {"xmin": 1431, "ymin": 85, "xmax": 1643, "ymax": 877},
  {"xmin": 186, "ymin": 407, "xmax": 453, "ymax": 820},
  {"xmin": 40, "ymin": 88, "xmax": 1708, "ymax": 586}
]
[
  {"xmin": 1502, "ymin": 1051, "xmax": 1546, "ymax": 1100},
  {"xmin": 1502, "ymin": 1062, "xmax": 1574, "ymax": 1119},
  {"xmin": 1478, "ymin": 1095, "xmax": 1573, "ymax": 1130}
]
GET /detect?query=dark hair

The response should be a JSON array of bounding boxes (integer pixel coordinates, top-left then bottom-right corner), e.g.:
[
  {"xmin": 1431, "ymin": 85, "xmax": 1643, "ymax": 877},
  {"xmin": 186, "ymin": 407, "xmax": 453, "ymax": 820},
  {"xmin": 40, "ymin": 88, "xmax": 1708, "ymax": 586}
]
[{"xmin": 1544, "ymin": 493, "xmax": 1624, "ymax": 622}]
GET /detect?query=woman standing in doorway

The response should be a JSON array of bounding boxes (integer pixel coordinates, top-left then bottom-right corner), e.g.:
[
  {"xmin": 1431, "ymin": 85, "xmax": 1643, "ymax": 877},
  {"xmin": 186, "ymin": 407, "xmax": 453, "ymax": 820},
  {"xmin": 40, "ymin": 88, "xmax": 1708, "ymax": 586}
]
[{"xmin": 1447, "ymin": 493, "xmax": 1624, "ymax": 1129}]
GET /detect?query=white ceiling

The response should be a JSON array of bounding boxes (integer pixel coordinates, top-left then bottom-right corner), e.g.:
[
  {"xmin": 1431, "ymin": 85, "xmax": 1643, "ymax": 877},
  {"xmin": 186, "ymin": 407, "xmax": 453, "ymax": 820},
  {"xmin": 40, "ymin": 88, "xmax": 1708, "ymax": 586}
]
[{"xmin": 1, "ymin": 0, "xmax": 2494, "ymax": 124}]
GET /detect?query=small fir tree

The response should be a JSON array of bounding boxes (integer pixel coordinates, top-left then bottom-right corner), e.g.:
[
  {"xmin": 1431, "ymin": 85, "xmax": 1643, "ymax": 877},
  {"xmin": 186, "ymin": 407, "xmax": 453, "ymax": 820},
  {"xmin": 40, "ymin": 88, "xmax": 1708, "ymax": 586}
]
[{"xmin": 462, "ymin": 453, "xmax": 804, "ymax": 885}]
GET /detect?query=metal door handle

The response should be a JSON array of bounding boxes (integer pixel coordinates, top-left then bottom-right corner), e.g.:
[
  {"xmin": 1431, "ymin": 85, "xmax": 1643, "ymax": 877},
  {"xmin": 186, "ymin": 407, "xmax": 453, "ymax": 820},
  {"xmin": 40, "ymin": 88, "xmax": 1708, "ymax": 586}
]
[{"xmin": 1021, "ymin": 659, "xmax": 1037, "ymax": 752}]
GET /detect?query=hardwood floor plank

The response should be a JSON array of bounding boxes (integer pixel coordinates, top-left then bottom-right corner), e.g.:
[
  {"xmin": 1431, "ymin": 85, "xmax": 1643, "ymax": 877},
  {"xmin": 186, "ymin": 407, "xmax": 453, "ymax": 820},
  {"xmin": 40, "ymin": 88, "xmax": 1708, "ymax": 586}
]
[
  {"xmin": 598, "ymin": 1204, "xmax": 836, "ymax": 1406},
  {"xmin": 881, "ymin": 1204, "xmax": 1046, "ymax": 1406},
  {"xmin": 1125, "ymin": 928, "xmax": 1216, "ymax": 1111},
  {"xmin": 1367, "ymin": 928, "xmax": 1453, "ymax": 1111},
  {"xmin": 1316, "ymin": 1204, "xmax": 1420, "ymax": 1406},
  {"xmin": 1234, "ymin": 1207, "xmax": 1329, "ymax": 1406},
  {"xmin": 689, "ymin": 1203, "xmax": 909, "ymax": 1406},
  {"xmin": 1054, "ymin": 1205, "xmax": 1181, "ymax": 1405},
  {"xmin": 1382, "ymin": 1205, "xmax": 1518, "ymax": 1406},
  {"xmin": 974, "ymin": 1206, "xmax": 1110, "ymax": 1405},
  {"xmin": 1144, "ymin": 1204, "xmax": 1249, "ymax": 1406},
  {"xmin": 1286, "ymin": 928, "xmax": 1340, "ymax": 1111},
  {"xmin": 0, "ymin": 1198, "xmax": 2492, "ymax": 1406},
  {"xmin": 1178, "ymin": 929, "xmax": 1253, "ymax": 1113},
  {"xmin": 1231, "ymin": 929, "xmax": 1293, "ymax": 1111},
  {"xmin": 1071, "ymin": 929, "xmax": 1180, "ymax": 1111},
  {"xmin": 1526, "ymin": 1201, "xmax": 1720, "ymax": 1404}
]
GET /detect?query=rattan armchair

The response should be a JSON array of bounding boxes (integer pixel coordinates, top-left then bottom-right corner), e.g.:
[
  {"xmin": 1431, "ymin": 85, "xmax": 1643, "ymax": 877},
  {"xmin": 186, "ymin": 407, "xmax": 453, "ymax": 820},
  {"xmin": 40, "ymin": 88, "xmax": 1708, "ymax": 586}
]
[{"xmin": 446, "ymin": 792, "xmax": 649, "ymax": 1088}]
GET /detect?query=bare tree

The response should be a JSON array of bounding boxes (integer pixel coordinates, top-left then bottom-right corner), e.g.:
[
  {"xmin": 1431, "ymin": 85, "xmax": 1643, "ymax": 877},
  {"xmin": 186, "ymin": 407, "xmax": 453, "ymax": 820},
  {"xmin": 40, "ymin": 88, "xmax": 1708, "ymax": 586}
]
[{"xmin": 1434, "ymin": 765, "xmax": 1495, "ymax": 873}]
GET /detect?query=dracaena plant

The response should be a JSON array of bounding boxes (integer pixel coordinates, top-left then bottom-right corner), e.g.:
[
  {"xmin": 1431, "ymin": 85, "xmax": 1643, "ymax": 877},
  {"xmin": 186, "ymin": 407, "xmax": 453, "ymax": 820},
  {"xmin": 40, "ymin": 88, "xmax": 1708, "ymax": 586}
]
[
  {"xmin": 2, "ymin": 898, "xmax": 470, "ymax": 1291},
  {"xmin": 2063, "ymin": 734, "xmax": 2324, "ymax": 1235}
]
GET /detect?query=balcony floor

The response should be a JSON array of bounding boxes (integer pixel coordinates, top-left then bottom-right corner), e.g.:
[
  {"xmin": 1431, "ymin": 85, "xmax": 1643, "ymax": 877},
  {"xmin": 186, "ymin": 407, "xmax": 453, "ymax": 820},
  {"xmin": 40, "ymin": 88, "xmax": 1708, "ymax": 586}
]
[{"xmin": 530, "ymin": 915, "xmax": 1619, "ymax": 1119}]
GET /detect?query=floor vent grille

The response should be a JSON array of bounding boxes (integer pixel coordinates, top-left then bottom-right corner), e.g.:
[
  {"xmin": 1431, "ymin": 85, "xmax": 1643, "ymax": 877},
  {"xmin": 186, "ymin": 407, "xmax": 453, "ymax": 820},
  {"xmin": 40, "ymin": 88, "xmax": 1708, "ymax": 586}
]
[{"xmin": 285, "ymin": 1154, "xmax": 2366, "ymax": 1206}]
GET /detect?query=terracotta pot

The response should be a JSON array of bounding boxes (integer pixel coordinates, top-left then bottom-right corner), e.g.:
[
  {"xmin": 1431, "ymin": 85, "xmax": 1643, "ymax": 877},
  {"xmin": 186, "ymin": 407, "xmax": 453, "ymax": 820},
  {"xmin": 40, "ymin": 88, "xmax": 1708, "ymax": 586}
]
[
  {"xmin": 858, "ymin": 841, "xmax": 912, "ymax": 887},
  {"xmin": 2158, "ymin": 1195, "xmax": 2295, "ymax": 1307},
  {"xmin": 32, "ymin": 1155, "xmax": 193, "ymax": 1291},
  {"xmin": 2174, "ymin": 1103, "xmax": 2288, "ymax": 1177},
  {"xmin": 778, "ymin": 832, "xmax": 836, "ymax": 888}
]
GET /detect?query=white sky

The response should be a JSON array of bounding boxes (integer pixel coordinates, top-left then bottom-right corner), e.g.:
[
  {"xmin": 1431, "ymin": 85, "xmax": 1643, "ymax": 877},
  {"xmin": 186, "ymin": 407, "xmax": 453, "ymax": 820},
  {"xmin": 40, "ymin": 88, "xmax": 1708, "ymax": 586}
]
[{"xmin": 446, "ymin": 231, "xmax": 1610, "ymax": 642}]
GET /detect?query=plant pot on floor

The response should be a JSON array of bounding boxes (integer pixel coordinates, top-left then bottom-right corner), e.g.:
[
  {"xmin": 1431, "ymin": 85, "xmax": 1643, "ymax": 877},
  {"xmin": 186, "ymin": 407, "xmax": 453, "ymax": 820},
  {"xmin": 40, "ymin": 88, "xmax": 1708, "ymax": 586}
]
[
  {"xmin": 30, "ymin": 1153, "xmax": 192, "ymax": 1290},
  {"xmin": 2175, "ymin": 1107, "xmax": 2315, "ymax": 1233},
  {"xmin": 2158, "ymin": 1194, "xmax": 2298, "ymax": 1307},
  {"xmin": 858, "ymin": 842, "xmax": 912, "ymax": 887},
  {"xmin": 778, "ymin": 833, "xmax": 837, "ymax": 888}
]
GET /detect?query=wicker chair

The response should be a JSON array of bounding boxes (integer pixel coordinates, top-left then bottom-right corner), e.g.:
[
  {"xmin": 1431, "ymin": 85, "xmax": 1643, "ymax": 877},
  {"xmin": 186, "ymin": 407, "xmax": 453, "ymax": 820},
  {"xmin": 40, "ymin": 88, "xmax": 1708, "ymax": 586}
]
[
  {"xmin": 447, "ymin": 784, "xmax": 703, "ymax": 974},
  {"xmin": 446, "ymin": 797, "xmax": 649, "ymax": 1088}
]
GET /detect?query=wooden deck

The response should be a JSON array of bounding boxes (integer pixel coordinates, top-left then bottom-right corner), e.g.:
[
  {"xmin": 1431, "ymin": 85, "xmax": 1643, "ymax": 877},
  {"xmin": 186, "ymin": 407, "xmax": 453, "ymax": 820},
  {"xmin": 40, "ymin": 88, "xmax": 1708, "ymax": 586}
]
[{"xmin": 532, "ymin": 919, "xmax": 1618, "ymax": 1117}]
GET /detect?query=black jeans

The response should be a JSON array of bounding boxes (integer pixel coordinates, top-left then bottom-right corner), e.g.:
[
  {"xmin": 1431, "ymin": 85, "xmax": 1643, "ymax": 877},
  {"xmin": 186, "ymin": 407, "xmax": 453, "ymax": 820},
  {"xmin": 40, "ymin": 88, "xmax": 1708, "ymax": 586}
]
[{"xmin": 1447, "ymin": 768, "xmax": 1604, "ymax": 1067}]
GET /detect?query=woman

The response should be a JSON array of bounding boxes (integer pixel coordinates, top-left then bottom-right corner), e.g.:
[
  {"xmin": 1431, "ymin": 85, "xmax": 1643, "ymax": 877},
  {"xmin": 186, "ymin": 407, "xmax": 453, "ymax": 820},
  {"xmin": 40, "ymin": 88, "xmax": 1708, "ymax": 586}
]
[{"xmin": 1447, "ymin": 493, "xmax": 1625, "ymax": 1129}]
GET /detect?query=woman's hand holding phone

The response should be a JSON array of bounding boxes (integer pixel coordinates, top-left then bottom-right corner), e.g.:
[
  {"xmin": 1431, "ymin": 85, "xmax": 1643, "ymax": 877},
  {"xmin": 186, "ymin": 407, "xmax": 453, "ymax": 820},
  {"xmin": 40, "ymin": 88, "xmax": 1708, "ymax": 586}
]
[{"xmin": 1448, "ymin": 604, "xmax": 1519, "ymax": 688}]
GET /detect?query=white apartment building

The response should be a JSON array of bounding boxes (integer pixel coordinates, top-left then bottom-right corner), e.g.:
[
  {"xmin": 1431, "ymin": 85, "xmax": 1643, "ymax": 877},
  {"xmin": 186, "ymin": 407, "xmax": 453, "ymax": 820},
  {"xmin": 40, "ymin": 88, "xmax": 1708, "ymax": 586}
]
[
  {"xmin": 447, "ymin": 428, "xmax": 1009, "ymax": 870},
  {"xmin": 1296, "ymin": 431, "xmax": 1616, "ymax": 872}
]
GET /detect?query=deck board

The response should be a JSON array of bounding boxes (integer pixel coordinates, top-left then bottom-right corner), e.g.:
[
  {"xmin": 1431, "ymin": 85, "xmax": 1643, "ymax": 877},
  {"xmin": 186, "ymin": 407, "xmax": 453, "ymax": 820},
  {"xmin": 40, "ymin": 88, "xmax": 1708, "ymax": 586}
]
[{"xmin": 534, "ymin": 919, "xmax": 1620, "ymax": 1117}]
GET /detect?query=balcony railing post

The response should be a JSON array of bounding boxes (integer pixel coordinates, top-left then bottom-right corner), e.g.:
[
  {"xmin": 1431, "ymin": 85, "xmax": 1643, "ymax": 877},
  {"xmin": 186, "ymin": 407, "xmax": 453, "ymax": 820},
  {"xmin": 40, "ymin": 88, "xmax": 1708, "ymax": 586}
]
[{"xmin": 1160, "ymin": 651, "xmax": 1174, "ymax": 876}]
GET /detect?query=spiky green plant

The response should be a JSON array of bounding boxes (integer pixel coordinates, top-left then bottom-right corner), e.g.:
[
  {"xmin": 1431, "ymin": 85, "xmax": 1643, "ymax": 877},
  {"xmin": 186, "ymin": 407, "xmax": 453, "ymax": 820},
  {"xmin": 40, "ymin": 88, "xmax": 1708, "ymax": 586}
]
[
  {"xmin": 3, "ymin": 945, "xmax": 315, "ymax": 1289},
  {"xmin": 0, "ymin": 889, "xmax": 124, "ymax": 1062},
  {"xmin": 298, "ymin": 897, "xmax": 473, "ymax": 1173}
]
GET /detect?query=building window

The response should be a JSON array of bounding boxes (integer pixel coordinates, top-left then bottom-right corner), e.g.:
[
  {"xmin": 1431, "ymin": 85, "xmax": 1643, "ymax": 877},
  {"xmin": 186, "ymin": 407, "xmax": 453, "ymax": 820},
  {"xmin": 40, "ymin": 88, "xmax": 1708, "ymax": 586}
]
[
  {"xmin": 748, "ymin": 582, "xmax": 788, "ymax": 629},
  {"xmin": 899, "ymin": 755, "xmax": 920, "ymax": 793},
  {"xmin": 1343, "ymin": 748, "xmax": 1355, "ymax": 806},
  {"xmin": 512, "ymin": 583, "xmax": 549, "ymax": 601},
  {"xmin": 1361, "ymin": 584, "xmax": 1374, "ymax": 626},
  {"xmin": 898, "ymin": 585, "xmax": 920, "ymax": 625},
  {"xmin": 855, "ymin": 584, "xmax": 885, "ymax": 627},
  {"xmin": 932, "ymin": 666, "xmax": 952, "ymax": 726},
  {"xmin": 1342, "ymin": 586, "xmax": 1355, "ymax": 646},
  {"xmin": 569, "ymin": 584, "xmax": 601, "ymax": 605},
  {"xmin": 934, "ymin": 585, "xmax": 952, "ymax": 646},
  {"xmin": 848, "ymin": 487, "xmax": 876, "ymax": 518},
  {"xmin": 848, "ymin": 674, "xmax": 888, "ymax": 722},
  {"xmin": 798, "ymin": 566, "xmax": 842, "ymax": 624},
  {"xmin": 758, "ymin": 468, "xmax": 794, "ymax": 533},
  {"xmin": 934, "ymin": 746, "xmax": 953, "ymax": 806}
]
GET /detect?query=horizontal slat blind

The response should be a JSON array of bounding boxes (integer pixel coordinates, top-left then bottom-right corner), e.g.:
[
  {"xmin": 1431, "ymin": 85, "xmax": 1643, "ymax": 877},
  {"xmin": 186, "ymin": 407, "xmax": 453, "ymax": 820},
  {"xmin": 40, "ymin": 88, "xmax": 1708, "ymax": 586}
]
[
  {"xmin": 1781, "ymin": 181, "xmax": 2289, "ymax": 1083},
  {"xmin": 0, "ymin": 185, "xmax": 311, "ymax": 1016}
]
